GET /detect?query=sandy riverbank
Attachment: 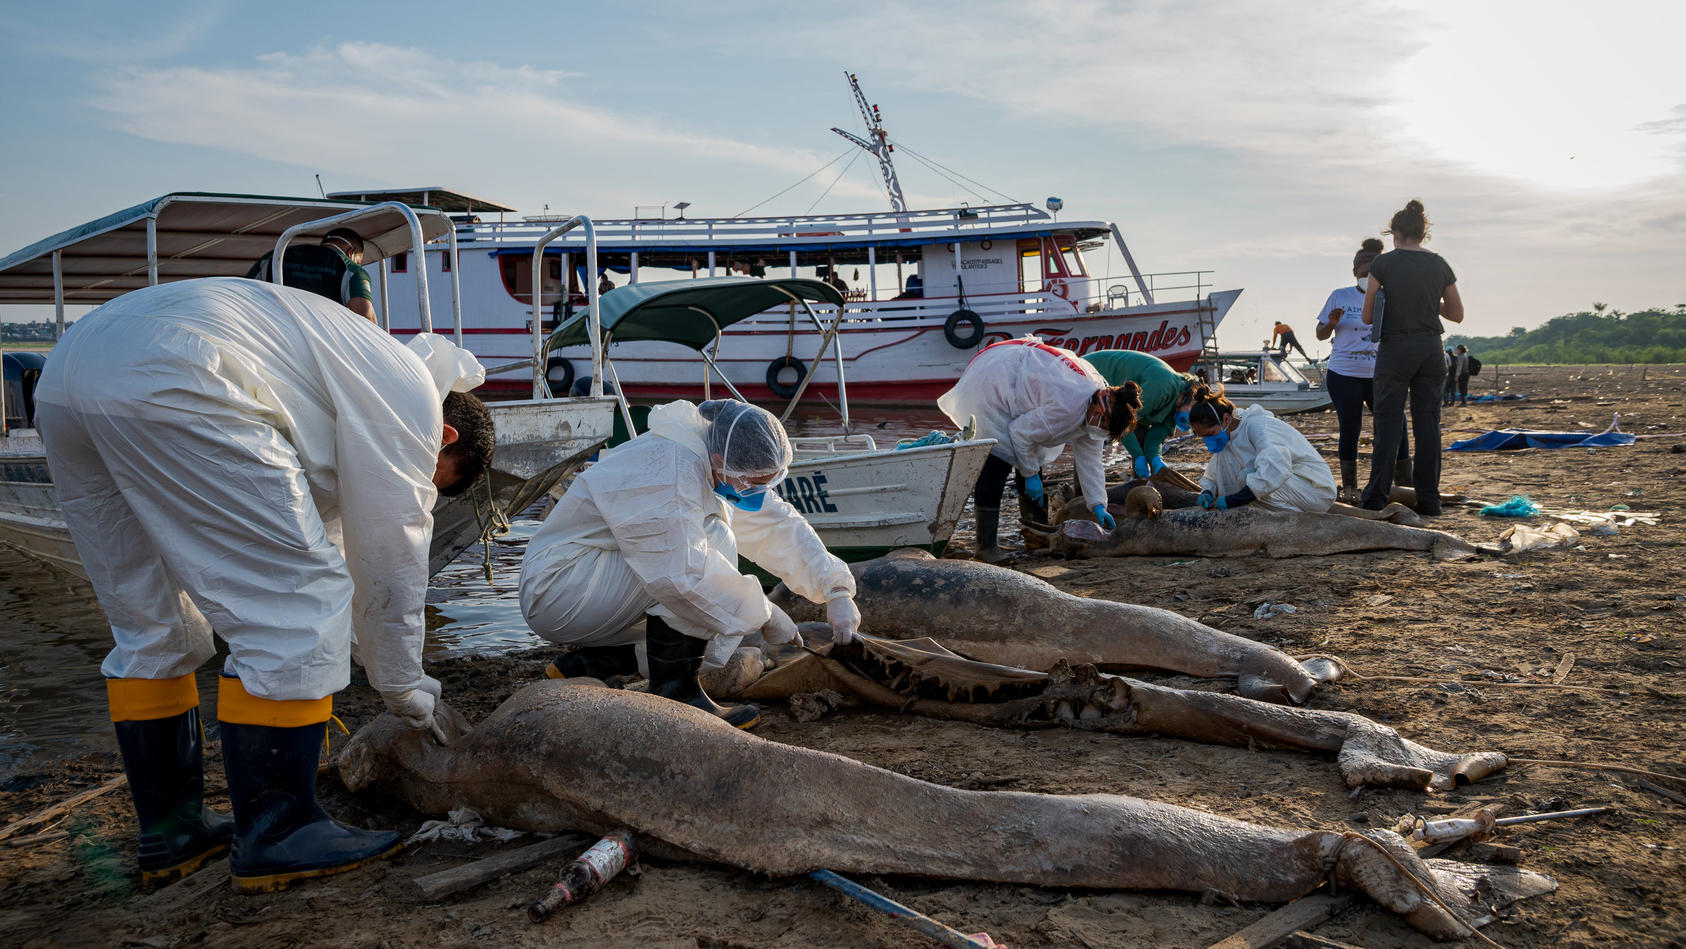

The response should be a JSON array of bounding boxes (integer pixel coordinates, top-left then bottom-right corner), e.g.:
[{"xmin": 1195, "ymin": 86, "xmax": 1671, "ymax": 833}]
[{"xmin": 3, "ymin": 364, "xmax": 1683, "ymax": 948}]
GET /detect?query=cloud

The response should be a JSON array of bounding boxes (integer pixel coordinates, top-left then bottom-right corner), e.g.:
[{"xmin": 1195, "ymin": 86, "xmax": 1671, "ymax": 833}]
[{"xmin": 86, "ymin": 42, "xmax": 913, "ymax": 216}]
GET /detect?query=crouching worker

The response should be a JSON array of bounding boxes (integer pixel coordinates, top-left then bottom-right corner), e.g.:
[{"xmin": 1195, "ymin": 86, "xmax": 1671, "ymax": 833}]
[
  {"xmin": 34, "ymin": 277, "xmax": 495, "ymax": 891},
  {"xmin": 519, "ymin": 399, "xmax": 861, "ymax": 731},
  {"xmin": 1188, "ymin": 385, "xmax": 1336, "ymax": 514}
]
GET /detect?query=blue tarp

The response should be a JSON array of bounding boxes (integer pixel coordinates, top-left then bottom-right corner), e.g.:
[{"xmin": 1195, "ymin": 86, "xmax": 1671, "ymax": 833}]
[{"xmin": 1448, "ymin": 428, "xmax": 1636, "ymax": 451}]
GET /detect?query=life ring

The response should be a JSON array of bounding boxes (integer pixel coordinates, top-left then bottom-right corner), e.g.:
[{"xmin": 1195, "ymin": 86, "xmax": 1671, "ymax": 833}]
[
  {"xmin": 1047, "ymin": 277, "xmax": 1071, "ymax": 299},
  {"xmin": 943, "ymin": 309, "xmax": 985, "ymax": 348},
  {"xmin": 765, "ymin": 356, "xmax": 806, "ymax": 399},
  {"xmin": 545, "ymin": 356, "xmax": 575, "ymax": 398}
]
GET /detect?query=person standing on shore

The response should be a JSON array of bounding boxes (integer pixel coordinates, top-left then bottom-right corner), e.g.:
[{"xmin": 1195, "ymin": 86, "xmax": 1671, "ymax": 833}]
[
  {"xmin": 1455, "ymin": 345, "xmax": 1473, "ymax": 406},
  {"xmin": 1314, "ymin": 238, "xmax": 1410, "ymax": 503},
  {"xmin": 1360, "ymin": 200, "xmax": 1464, "ymax": 514},
  {"xmin": 1442, "ymin": 348, "xmax": 1458, "ymax": 406}
]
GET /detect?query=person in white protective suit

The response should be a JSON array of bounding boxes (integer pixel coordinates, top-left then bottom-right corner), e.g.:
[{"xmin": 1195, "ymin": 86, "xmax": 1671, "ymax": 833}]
[
  {"xmin": 936, "ymin": 337, "xmax": 1141, "ymax": 563},
  {"xmin": 1186, "ymin": 384, "xmax": 1337, "ymax": 514},
  {"xmin": 33, "ymin": 277, "xmax": 496, "ymax": 892},
  {"xmin": 519, "ymin": 399, "xmax": 861, "ymax": 731}
]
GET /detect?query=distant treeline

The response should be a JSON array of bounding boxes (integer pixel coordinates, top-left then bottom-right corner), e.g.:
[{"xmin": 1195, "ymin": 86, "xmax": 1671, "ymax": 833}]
[{"xmin": 1446, "ymin": 306, "xmax": 1686, "ymax": 364}]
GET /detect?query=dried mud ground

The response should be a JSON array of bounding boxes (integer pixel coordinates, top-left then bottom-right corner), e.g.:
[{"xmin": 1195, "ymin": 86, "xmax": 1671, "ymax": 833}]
[{"xmin": 4, "ymin": 364, "xmax": 1684, "ymax": 949}]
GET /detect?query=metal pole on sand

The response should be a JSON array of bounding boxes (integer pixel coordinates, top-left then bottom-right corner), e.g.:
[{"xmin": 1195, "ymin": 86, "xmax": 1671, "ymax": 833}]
[{"xmin": 809, "ymin": 869, "xmax": 998, "ymax": 949}]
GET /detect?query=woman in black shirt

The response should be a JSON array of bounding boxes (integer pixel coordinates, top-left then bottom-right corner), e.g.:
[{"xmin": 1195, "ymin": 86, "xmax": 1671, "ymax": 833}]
[{"xmin": 1359, "ymin": 200, "xmax": 1464, "ymax": 514}]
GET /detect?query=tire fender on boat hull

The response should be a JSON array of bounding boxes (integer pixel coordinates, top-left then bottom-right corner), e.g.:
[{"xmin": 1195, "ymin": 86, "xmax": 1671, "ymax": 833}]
[
  {"xmin": 545, "ymin": 356, "xmax": 575, "ymax": 398},
  {"xmin": 943, "ymin": 309, "xmax": 985, "ymax": 348},
  {"xmin": 766, "ymin": 356, "xmax": 806, "ymax": 399}
]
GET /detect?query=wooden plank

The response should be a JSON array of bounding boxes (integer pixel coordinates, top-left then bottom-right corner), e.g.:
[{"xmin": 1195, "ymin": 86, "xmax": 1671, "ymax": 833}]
[
  {"xmin": 140, "ymin": 864, "xmax": 232, "ymax": 916},
  {"xmin": 1208, "ymin": 895, "xmax": 1352, "ymax": 949},
  {"xmin": 0, "ymin": 775, "xmax": 126, "ymax": 841},
  {"xmin": 1205, "ymin": 802, "xmax": 1506, "ymax": 949},
  {"xmin": 1283, "ymin": 933, "xmax": 1370, "ymax": 949},
  {"xmin": 413, "ymin": 833, "xmax": 592, "ymax": 902}
]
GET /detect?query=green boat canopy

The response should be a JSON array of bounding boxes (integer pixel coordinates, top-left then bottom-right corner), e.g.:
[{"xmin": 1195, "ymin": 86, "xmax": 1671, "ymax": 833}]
[{"xmin": 546, "ymin": 276, "xmax": 845, "ymax": 352}]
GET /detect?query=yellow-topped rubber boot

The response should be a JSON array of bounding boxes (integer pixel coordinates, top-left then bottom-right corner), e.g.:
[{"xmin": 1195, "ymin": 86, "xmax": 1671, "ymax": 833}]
[
  {"xmin": 218, "ymin": 677, "xmax": 401, "ymax": 893},
  {"xmin": 108, "ymin": 674, "xmax": 234, "ymax": 887}
]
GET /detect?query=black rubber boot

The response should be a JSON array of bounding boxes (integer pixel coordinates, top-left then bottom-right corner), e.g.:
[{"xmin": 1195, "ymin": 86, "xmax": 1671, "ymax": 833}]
[
  {"xmin": 1339, "ymin": 459, "xmax": 1358, "ymax": 505},
  {"xmin": 112, "ymin": 708, "xmax": 235, "ymax": 887},
  {"xmin": 973, "ymin": 505, "xmax": 1009, "ymax": 565},
  {"xmin": 1393, "ymin": 456, "xmax": 1414, "ymax": 486},
  {"xmin": 644, "ymin": 614, "xmax": 761, "ymax": 730},
  {"xmin": 221, "ymin": 719, "xmax": 402, "ymax": 893},
  {"xmin": 546, "ymin": 643, "xmax": 640, "ymax": 681}
]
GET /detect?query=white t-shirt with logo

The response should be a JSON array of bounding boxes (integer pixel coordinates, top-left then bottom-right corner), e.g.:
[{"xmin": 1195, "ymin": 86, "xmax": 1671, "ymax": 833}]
[{"xmin": 1317, "ymin": 284, "xmax": 1380, "ymax": 378}]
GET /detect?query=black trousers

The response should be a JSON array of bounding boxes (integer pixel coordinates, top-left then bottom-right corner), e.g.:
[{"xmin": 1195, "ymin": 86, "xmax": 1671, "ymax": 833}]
[
  {"xmin": 973, "ymin": 454, "xmax": 1048, "ymax": 521},
  {"xmin": 1325, "ymin": 368, "xmax": 1409, "ymax": 464},
  {"xmin": 1362, "ymin": 334, "xmax": 1444, "ymax": 508}
]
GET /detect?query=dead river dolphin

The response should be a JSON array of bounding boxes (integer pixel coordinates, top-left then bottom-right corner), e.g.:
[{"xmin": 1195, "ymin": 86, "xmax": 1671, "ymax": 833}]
[
  {"xmin": 726, "ymin": 638, "xmax": 1507, "ymax": 792},
  {"xmin": 770, "ymin": 549, "xmax": 1322, "ymax": 704},
  {"xmin": 339, "ymin": 683, "xmax": 1549, "ymax": 940},
  {"xmin": 1046, "ymin": 506, "xmax": 1498, "ymax": 560}
]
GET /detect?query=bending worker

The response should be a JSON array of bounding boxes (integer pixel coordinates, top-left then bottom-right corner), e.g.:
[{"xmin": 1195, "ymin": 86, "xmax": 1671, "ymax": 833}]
[
  {"xmin": 519, "ymin": 399, "xmax": 861, "ymax": 731},
  {"xmin": 937, "ymin": 336, "xmax": 1140, "ymax": 563},
  {"xmin": 1083, "ymin": 349, "xmax": 1199, "ymax": 478},
  {"xmin": 1186, "ymin": 384, "xmax": 1336, "ymax": 513},
  {"xmin": 35, "ymin": 277, "xmax": 495, "ymax": 891}
]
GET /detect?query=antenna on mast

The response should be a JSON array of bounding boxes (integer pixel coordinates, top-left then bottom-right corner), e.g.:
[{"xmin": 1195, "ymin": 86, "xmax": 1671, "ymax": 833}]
[{"xmin": 831, "ymin": 71, "xmax": 906, "ymax": 213}]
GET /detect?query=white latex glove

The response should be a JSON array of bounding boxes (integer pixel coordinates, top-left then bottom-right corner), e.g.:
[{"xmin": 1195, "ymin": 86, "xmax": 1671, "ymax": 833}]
[
  {"xmin": 416, "ymin": 674, "xmax": 443, "ymax": 701},
  {"xmin": 825, "ymin": 594, "xmax": 862, "ymax": 646},
  {"xmin": 382, "ymin": 688, "xmax": 451, "ymax": 745},
  {"xmin": 759, "ymin": 603, "xmax": 801, "ymax": 646}
]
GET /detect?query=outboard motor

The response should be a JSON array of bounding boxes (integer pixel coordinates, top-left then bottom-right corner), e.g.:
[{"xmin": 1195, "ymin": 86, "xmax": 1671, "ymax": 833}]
[{"xmin": 3, "ymin": 351, "xmax": 47, "ymax": 430}]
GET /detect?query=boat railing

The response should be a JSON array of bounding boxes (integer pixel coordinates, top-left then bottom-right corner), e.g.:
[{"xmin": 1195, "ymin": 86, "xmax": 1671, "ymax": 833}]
[
  {"xmin": 272, "ymin": 202, "xmax": 463, "ymax": 341},
  {"xmin": 455, "ymin": 203, "xmax": 1054, "ymax": 247}
]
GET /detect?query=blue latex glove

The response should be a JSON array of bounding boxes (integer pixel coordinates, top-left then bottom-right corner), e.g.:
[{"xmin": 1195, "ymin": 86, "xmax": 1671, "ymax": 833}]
[
  {"xmin": 1197, "ymin": 490, "xmax": 1217, "ymax": 510},
  {"xmin": 1132, "ymin": 455, "xmax": 1152, "ymax": 479},
  {"xmin": 1092, "ymin": 504, "xmax": 1116, "ymax": 530},
  {"xmin": 1213, "ymin": 494, "xmax": 1230, "ymax": 510},
  {"xmin": 1149, "ymin": 456, "xmax": 1166, "ymax": 475},
  {"xmin": 1023, "ymin": 473, "xmax": 1045, "ymax": 507}
]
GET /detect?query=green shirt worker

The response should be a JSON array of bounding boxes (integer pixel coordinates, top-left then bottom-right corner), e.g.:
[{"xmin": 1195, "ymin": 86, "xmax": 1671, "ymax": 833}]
[{"xmin": 1083, "ymin": 350, "xmax": 1199, "ymax": 479}]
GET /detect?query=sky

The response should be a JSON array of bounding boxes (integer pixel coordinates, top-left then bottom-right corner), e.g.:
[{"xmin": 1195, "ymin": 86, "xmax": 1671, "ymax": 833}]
[{"xmin": 2, "ymin": 0, "xmax": 1682, "ymax": 352}]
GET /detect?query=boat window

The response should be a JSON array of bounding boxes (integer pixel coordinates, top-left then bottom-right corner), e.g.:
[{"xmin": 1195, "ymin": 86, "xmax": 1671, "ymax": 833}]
[
  {"xmin": 440, "ymin": 250, "xmax": 453, "ymax": 273},
  {"xmin": 1260, "ymin": 358, "xmax": 1290, "ymax": 383},
  {"xmin": 497, "ymin": 253, "xmax": 564, "ymax": 305},
  {"xmin": 1058, "ymin": 239, "xmax": 1087, "ymax": 277},
  {"xmin": 391, "ymin": 252, "xmax": 408, "ymax": 274},
  {"xmin": 1018, "ymin": 239, "xmax": 1041, "ymax": 293}
]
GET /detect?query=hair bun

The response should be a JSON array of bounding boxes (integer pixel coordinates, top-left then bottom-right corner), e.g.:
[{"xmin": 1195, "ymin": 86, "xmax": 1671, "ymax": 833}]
[
  {"xmin": 1405, "ymin": 199, "xmax": 1424, "ymax": 213},
  {"xmin": 1360, "ymin": 237, "xmax": 1383, "ymax": 253}
]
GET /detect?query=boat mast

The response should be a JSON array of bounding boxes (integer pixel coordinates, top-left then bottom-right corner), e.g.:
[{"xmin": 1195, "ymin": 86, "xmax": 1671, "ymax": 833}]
[{"xmin": 831, "ymin": 72, "xmax": 906, "ymax": 213}]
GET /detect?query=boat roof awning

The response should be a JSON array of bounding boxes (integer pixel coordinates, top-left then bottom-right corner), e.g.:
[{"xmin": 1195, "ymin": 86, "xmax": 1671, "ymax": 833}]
[
  {"xmin": 326, "ymin": 187, "xmax": 516, "ymax": 214},
  {"xmin": 546, "ymin": 276, "xmax": 845, "ymax": 352},
  {"xmin": 0, "ymin": 192, "xmax": 452, "ymax": 305}
]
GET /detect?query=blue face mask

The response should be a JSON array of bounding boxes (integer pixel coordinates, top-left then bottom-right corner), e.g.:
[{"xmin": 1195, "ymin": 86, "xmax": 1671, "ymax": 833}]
[
  {"xmin": 1173, "ymin": 410, "xmax": 1191, "ymax": 433},
  {"xmin": 1203, "ymin": 429, "xmax": 1231, "ymax": 453},
  {"xmin": 714, "ymin": 481, "xmax": 769, "ymax": 512}
]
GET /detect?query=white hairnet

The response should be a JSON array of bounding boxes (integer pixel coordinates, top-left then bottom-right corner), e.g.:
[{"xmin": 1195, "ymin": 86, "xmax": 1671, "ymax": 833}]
[{"xmin": 698, "ymin": 400, "xmax": 792, "ymax": 480}]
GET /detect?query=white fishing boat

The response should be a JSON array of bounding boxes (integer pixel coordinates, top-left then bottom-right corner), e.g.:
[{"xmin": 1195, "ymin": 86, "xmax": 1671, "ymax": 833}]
[
  {"xmin": 330, "ymin": 76, "xmax": 1240, "ymax": 404},
  {"xmin": 1189, "ymin": 349, "xmax": 1332, "ymax": 415},
  {"xmin": 545, "ymin": 276, "xmax": 996, "ymax": 561},
  {"xmin": 0, "ymin": 193, "xmax": 617, "ymax": 577}
]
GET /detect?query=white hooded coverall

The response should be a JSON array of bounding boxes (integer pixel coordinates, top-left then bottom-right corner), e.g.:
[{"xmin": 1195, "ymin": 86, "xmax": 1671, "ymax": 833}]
[
  {"xmin": 519, "ymin": 400, "xmax": 855, "ymax": 670},
  {"xmin": 34, "ymin": 277, "xmax": 484, "ymax": 701},
  {"xmin": 1199, "ymin": 404, "xmax": 1338, "ymax": 513},
  {"xmin": 936, "ymin": 337, "xmax": 1111, "ymax": 512}
]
